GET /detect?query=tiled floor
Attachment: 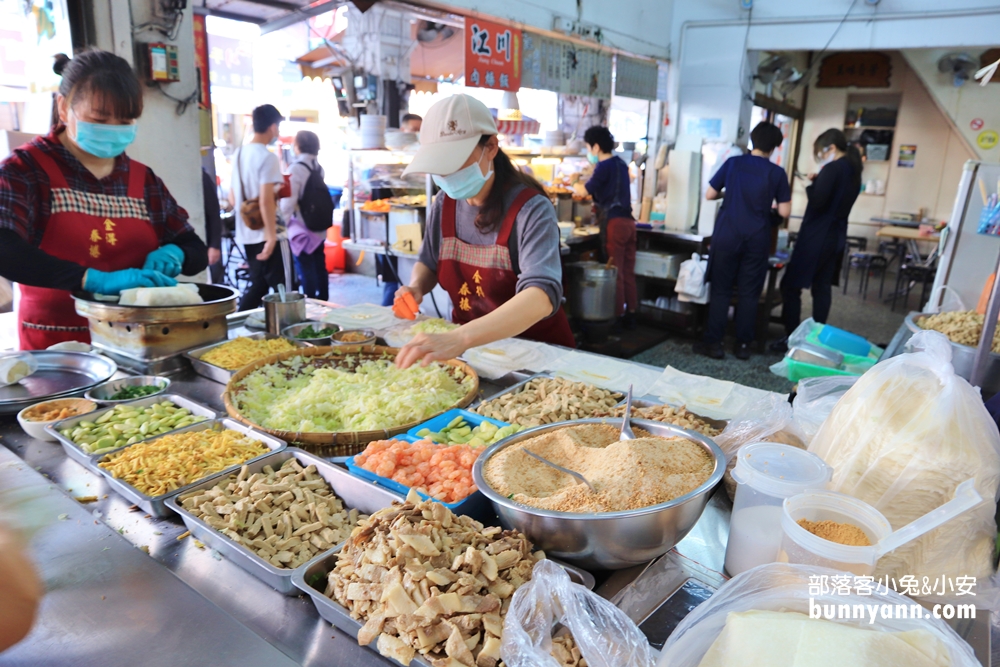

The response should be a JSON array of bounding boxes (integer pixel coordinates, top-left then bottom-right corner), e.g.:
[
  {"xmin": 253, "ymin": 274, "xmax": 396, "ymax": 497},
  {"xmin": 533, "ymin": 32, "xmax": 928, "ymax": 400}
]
[{"xmin": 631, "ymin": 268, "xmax": 915, "ymax": 393}]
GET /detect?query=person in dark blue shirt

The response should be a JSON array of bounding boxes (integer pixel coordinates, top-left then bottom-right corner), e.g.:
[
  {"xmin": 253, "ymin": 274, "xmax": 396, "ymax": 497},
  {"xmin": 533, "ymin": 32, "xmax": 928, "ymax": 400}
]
[
  {"xmin": 694, "ymin": 122, "xmax": 791, "ymax": 360},
  {"xmin": 574, "ymin": 126, "xmax": 637, "ymax": 326}
]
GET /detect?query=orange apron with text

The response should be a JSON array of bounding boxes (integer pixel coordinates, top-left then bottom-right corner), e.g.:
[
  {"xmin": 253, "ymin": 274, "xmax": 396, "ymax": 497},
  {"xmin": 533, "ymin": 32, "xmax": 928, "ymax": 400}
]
[
  {"xmin": 18, "ymin": 147, "xmax": 158, "ymax": 350},
  {"xmin": 437, "ymin": 189, "xmax": 575, "ymax": 348}
]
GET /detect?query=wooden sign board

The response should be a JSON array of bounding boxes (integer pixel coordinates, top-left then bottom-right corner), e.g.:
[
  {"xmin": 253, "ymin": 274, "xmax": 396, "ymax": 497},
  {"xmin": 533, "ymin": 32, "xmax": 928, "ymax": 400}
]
[{"xmin": 817, "ymin": 52, "xmax": 891, "ymax": 88}]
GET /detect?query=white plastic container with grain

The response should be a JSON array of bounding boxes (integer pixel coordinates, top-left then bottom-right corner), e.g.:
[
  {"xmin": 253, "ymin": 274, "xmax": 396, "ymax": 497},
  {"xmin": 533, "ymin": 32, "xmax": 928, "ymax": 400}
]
[{"xmin": 724, "ymin": 442, "xmax": 832, "ymax": 576}]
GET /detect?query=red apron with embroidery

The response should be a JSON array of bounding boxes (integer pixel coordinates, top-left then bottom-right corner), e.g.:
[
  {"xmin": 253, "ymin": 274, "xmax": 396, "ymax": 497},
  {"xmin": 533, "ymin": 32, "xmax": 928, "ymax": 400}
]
[
  {"xmin": 18, "ymin": 147, "xmax": 159, "ymax": 350},
  {"xmin": 437, "ymin": 189, "xmax": 575, "ymax": 348}
]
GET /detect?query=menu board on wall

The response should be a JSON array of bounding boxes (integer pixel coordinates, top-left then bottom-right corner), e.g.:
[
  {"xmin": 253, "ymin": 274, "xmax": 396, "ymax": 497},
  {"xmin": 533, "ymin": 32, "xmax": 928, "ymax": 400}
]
[
  {"xmin": 521, "ymin": 32, "xmax": 612, "ymax": 98},
  {"xmin": 615, "ymin": 56, "xmax": 659, "ymax": 100}
]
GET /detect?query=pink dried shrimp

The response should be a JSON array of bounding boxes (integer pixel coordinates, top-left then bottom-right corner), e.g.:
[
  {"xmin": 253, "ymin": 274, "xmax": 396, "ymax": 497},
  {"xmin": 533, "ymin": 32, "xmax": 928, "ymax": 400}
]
[{"xmin": 354, "ymin": 439, "xmax": 481, "ymax": 503}]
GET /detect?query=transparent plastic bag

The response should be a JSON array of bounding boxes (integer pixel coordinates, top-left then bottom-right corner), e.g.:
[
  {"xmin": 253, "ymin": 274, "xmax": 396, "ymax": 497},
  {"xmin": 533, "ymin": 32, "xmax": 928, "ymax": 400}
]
[
  {"xmin": 809, "ymin": 330, "xmax": 1000, "ymax": 592},
  {"xmin": 715, "ymin": 393, "xmax": 807, "ymax": 500},
  {"xmin": 924, "ymin": 285, "xmax": 967, "ymax": 314},
  {"xmin": 0, "ymin": 353, "xmax": 38, "ymax": 387},
  {"xmin": 792, "ymin": 375, "xmax": 859, "ymax": 444},
  {"xmin": 501, "ymin": 559, "xmax": 654, "ymax": 667},
  {"xmin": 658, "ymin": 563, "xmax": 980, "ymax": 667}
]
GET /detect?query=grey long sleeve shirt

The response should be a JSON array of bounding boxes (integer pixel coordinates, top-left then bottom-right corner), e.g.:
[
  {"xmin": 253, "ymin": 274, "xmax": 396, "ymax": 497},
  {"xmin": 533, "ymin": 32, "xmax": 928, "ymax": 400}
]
[{"xmin": 418, "ymin": 184, "xmax": 563, "ymax": 315}]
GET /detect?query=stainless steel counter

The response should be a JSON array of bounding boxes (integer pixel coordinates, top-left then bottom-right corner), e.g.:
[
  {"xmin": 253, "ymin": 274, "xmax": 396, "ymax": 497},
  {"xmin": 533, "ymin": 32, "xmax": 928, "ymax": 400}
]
[{"xmin": 1, "ymin": 356, "xmax": 996, "ymax": 665}]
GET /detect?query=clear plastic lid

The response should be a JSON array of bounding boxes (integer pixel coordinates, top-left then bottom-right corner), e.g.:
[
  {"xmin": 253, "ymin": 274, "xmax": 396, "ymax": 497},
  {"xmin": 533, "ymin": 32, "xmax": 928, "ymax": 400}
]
[{"xmin": 731, "ymin": 442, "xmax": 832, "ymax": 498}]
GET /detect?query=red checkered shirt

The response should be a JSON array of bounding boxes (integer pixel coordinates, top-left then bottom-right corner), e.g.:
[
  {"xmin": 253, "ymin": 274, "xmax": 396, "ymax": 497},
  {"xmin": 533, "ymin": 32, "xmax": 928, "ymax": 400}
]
[{"xmin": 0, "ymin": 128, "xmax": 193, "ymax": 246}]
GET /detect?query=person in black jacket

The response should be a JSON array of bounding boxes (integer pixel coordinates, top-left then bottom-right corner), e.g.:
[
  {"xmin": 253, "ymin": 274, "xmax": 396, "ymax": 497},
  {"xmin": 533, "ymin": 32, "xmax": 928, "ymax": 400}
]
[
  {"xmin": 202, "ymin": 168, "xmax": 223, "ymax": 284},
  {"xmin": 772, "ymin": 129, "xmax": 862, "ymax": 351}
]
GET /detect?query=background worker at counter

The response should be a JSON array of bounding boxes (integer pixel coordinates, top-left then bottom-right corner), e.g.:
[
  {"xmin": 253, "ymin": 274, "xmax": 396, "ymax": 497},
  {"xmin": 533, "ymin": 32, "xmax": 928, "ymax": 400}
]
[
  {"xmin": 575, "ymin": 125, "xmax": 638, "ymax": 330},
  {"xmin": 695, "ymin": 122, "xmax": 791, "ymax": 361},
  {"xmin": 394, "ymin": 94, "xmax": 576, "ymax": 369},
  {"xmin": 0, "ymin": 50, "xmax": 207, "ymax": 350}
]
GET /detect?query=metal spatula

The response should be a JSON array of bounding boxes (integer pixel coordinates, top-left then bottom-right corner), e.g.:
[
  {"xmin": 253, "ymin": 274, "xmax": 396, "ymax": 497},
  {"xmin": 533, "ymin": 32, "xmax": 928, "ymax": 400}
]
[
  {"xmin": 620, "ymin": 384, "xmax": 635, "ymax": 441},
  {"xmin": 523, "ymin": 448, "xmax": 595, "ymax": 493}
]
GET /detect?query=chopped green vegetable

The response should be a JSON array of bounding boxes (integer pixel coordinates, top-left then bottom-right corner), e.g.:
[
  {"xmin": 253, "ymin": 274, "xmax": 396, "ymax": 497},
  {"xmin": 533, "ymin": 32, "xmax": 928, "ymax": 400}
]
[
  {"xmin": 410, "ymin": 318, "xmax": 459, "ymax": 335},
  {"xmin": 296, "ymin": 325, "xmax": 336, "ymax": 339},
  {"xmin": 420, "ymin": 416, "xmax": 522, "ymax": 447},
  {"xmin": 60, "ymin": 400, "xmax": 208, "ymax": 454},
  {"xmin": 234, "ymin": 357, "xmax": 474, "ymax": 433},
  {"xmin": 306, "ymin": 571, "xmax": 326, "ymax": 589},
  {"xmin": 108, "ymin": 384, "xmax": 162, "ymax": 401}
]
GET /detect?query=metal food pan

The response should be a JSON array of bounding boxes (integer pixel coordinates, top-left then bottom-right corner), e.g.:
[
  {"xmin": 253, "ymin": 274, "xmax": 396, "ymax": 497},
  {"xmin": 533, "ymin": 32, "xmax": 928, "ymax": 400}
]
[
  {"xmin": 292, "ymin": 550, "xmax": 595, "ymax": 667},
  {"xmin": 629, "ymin": 399, "xmax": 729, "ymax": 434},
  {"xmin": 46, "ymin": 394, "xmax": 217, "ymax": 468},
  {"xmin": 474, "ymin": 372, "xmax": 554, "ymax": 407},
  {"xmin": 165, "ymin": 448, "xmax": 400, "ymax": 595},
  {"xmin": 184, "ymin": 333, "xmax": 310, "ymax": 384},
  {"xmin": 94, "ymin": 418, "xmax": 286, "ymax": 518}
]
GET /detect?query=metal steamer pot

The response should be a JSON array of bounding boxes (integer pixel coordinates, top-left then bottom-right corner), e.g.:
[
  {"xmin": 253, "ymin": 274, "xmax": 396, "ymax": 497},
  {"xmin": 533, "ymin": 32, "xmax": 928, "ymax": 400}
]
[
  {"xmin": 904, "ymin": 312, "xmax": 1000, "ymax": 395},
  {"xmin": 472, "ymin": 418, "xmax": 725, "ymax": 570},
  {"xmin": 564, "ymin": 262, "xmax": 618, "ymax": 322},
  {"xmin": 73, "ymin": 284, "xmax": 238, "ymax": 363}
]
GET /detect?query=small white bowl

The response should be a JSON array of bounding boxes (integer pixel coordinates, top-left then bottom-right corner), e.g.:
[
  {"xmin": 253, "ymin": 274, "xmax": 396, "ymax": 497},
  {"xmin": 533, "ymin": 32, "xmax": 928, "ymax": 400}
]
[{"xmin": 17, "ymin": 398, "xmax": 97, "ymax": 442}]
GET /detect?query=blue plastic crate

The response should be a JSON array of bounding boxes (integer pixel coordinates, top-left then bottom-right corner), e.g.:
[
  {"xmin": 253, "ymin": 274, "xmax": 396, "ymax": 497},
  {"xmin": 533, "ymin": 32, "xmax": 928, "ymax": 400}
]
[
  {"xmin": 407, "ymin": 408, "xmax": 509, "ymax": 442},
  {"xmin": 343, "ymin": 433, "xmax": 490, "ymax": 520}
]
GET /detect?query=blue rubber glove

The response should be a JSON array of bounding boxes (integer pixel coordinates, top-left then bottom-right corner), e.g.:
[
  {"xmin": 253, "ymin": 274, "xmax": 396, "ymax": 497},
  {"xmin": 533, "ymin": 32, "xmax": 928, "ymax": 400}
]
[
  {"xmin": 83, "ymin": 268, "xmax": 177, "ymax": 295},
  {"xmin": 142, "ymin": 244, "xmax": 185, "ymax": 277}
]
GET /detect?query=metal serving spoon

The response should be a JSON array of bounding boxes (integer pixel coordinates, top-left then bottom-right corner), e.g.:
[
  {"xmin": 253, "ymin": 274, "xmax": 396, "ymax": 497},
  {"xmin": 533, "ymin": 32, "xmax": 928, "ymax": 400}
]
[
  {"xmin": 523, "ymin": 448, "xmax": 595, "ymax": 493},
  {"xmin": 619, "ymin": 384, "xmax": 635, "ymax": 441}
]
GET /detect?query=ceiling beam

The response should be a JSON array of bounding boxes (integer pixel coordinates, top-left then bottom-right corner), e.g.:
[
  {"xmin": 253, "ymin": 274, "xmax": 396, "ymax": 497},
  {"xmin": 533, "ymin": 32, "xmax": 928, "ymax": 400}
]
[
  {"xmin": 226, "ymin": 0, "xmax": 303, "ymax": 12},
  {"xmin": 193, "ymin": 6, "xmax": 267, "ymax": 24},
  {"xmin": 259, "ymin": 0, "xmax": 341, "ymax": 34}
]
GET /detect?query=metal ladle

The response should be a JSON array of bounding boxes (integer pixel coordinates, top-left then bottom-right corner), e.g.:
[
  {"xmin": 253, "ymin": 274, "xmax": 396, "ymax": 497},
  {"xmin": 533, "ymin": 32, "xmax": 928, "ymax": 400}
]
[
  {"xmin": 619, "ymin": 384, "xmax": 635, "ymax": 441},
  {"xmin": 523, "ymin": 448, "xmax": 595, "ymax": 493}
]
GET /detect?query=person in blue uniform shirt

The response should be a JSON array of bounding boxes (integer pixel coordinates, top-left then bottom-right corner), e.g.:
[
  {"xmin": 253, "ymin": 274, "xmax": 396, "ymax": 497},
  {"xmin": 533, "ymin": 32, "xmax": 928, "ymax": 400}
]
[
  {"xmin": 694, "ymin": 122, "xmax": 791, "ymax": 360},
  {"xmin": 771, "ymin": 129, "xmax": 862, "ymax": 351}
]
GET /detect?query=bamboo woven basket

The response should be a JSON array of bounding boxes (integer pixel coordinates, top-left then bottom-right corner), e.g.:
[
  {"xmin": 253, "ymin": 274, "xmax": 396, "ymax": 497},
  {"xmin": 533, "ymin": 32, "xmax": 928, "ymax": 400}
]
[{"xmin": 224, "ymin": 345, "xmax": 479, "ymax": 457}]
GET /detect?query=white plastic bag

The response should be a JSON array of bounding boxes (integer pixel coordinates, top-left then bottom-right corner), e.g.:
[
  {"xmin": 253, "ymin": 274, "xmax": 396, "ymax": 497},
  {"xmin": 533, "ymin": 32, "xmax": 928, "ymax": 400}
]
[
  {"xmin": 675, "ymin": 253, "xmax": 709, "ymax": 304},
  {"xmin": 501, "ymin": 559, "xmax": 654, "ymax": 667},
  {"xmin": 809, "ymin": 330, "xmax": 1000, "ymax": 589},
  {"xmin": 658, "ymin": 563, "xmax": 980, "ymax": 667},
  {"xmin": 0, "ymin": 353, "xmax": 38, "ymax": 387},
  {"xmin": 715, "ymin": 393, "xmax": 807, "ymax": 500},
  {"xmin": 791, "ymin": 375, "xmax": 859, "ymax": 444},
  {"xmin": 924, "ymin": 285, "xmax": 967, "ymax": 314}
]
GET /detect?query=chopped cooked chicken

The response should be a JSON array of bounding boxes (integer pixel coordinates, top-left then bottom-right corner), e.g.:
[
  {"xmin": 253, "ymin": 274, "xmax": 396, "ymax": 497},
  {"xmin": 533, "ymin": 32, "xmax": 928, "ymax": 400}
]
[{"xmin": 325, "ymin": 490, "xmax": 540, "ymax": 665}]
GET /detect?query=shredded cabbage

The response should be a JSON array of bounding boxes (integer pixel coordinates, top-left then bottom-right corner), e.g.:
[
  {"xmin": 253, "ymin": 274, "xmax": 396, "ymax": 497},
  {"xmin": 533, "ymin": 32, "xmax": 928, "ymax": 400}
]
[
  {"xmin": 410, "ymin": 318, "xmax": 459, "ymax": 334},
  {"xmin": 233, "ymin": 357, "xmax": 473, "ymax": 433}
]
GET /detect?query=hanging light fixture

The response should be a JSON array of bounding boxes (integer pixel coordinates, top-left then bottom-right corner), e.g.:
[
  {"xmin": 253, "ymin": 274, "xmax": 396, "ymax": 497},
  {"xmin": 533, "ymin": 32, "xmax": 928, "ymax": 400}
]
[{"xmin": 499, "ymin": 90, "xmax": 521, "ymax": 120}]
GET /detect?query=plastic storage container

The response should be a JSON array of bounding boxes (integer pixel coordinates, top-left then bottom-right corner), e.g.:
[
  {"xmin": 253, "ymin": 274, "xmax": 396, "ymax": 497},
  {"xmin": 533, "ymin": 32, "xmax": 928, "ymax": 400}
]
[
  {"xmin": 818, "ymin": 324, "xmax": 872, "ymax": 357},
  {"xmin": 779, "ymin": 491, "xmax": 892, "ymax": 576},
  {"xmin": 724, "ymin": 442, "xmax": 832, "ymax": 576},
  {"xmin": 779, "ymin": 480, "xmax": 982, "ymax": 577}
]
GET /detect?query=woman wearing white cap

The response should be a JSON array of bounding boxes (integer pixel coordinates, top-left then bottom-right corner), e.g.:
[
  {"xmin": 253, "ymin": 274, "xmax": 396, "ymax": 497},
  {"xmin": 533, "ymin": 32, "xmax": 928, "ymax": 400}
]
[{"xmin": 395, "ymin": 94, "xmax": 575, "ymax": 368}]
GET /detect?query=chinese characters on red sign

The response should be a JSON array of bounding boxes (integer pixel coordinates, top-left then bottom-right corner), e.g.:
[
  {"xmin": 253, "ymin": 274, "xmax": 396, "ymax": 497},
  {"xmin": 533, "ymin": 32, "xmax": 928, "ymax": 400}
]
[{"xmin": 464, "ymin": 17, "xmax": 521, "ymax": 91}]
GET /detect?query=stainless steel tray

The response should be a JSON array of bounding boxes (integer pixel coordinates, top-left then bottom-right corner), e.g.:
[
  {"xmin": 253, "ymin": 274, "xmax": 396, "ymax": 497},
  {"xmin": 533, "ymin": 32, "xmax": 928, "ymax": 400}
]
[
  {"xmin": 46, "ymin": 394, "xmax": 218, "ymax": 468},
  {"xmin": 185, "ymin": 333, "xmax": 311, "ymax": 384},
  {"xmin": 630, "ymin": 399, "xmax": 729, "ymax": 433},
  {"xmin": 0, "ymin": 351, "xmax": 118, "ymax": 415},
  {"xmin": 165, "ymin": 448, "xmax": 401, "ymax": 595},
  {"xmin": 94, "ymin": 418, "xmax": 286, "ymax": 518},
  {"xmin": 291, "ymin": 550, "xmax": 595, "ymax": 667},
  {"xmin": 474, "ymin": 372, "xmax": 554, "ymax": 407}
]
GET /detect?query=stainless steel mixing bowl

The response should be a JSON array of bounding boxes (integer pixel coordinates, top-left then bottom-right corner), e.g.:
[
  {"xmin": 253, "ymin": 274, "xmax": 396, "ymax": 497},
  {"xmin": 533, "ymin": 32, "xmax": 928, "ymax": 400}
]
[{"xmin": 472, "ymin": 418, "xmax": 725, "ymax": 570}]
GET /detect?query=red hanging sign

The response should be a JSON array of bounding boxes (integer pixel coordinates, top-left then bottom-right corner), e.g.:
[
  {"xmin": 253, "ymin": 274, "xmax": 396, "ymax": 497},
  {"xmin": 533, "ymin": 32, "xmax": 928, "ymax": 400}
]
[
  {"xmin": 464, "ymin": 17, "xmax": 521, "ymax": 91},
  {"xmin": 192, "ymin": 14, "xmax": 211, "ymax": 109}
]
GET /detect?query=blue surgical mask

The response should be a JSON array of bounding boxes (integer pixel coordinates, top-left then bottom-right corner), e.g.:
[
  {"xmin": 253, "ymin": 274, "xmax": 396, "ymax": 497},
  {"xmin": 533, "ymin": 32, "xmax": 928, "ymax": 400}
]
[
  {"xmin": 433, "ymin": 149, "xmax": 492, "ymax": 200},
  {"xmin": 72, "ymin": 115, "xmax": 137, "ymax": 159},
  {"xmin": 587, "ymin": 152, "xmax": 599, "ymax": 165}
]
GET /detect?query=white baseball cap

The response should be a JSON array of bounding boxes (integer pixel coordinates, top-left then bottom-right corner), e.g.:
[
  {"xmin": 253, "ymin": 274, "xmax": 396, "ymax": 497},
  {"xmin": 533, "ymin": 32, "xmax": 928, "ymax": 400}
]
[{"xmin": 402, "ymin": 94, "xmax": 498, "ymax": 176}]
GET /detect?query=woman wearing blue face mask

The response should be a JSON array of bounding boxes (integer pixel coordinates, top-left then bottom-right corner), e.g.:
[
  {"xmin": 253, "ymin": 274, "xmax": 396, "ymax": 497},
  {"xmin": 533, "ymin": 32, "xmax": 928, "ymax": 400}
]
[
  {"xmin": 574, "ymin": 125, "xmax": 637, "ymax": 328},
  {"xmin": 0, "ymin": 50, "xmax": 207, "ymax": 349},
  {"xmin": 394, "ymin": 94, "xmax": 575, "ymax": 369},
  {"xmin": 772, "ymin": 128, "xmax": 862, "ymax": 351}
]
